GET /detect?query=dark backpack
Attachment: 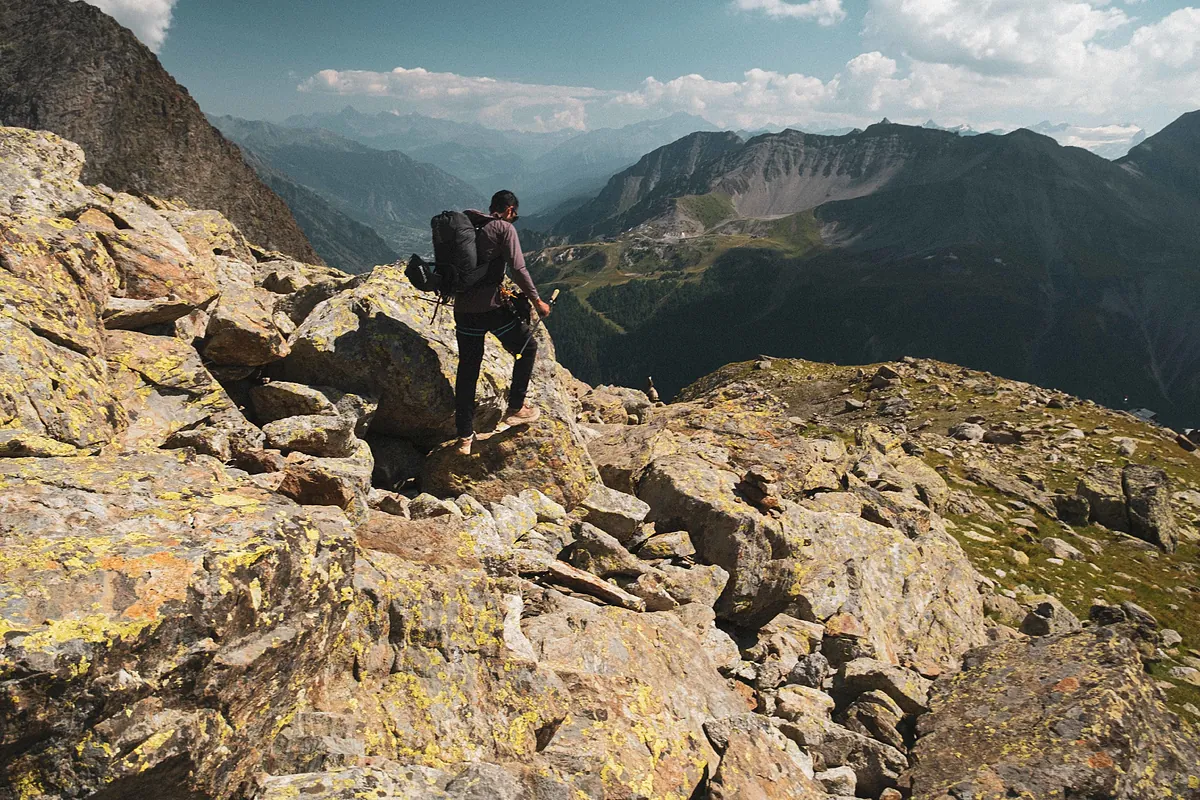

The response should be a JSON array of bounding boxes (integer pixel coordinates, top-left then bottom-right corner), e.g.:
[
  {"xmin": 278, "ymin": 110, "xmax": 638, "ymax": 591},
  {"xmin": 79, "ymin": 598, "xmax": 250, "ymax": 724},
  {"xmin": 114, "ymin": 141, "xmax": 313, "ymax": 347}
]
[{"xmin": 405, "ymin": 211, "xmax": 502, "ymax": 295}]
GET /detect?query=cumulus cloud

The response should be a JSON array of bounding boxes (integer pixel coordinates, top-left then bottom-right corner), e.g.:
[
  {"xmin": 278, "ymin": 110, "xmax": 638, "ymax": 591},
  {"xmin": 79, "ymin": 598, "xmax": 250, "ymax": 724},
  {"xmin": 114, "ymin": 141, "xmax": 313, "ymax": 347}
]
[
  {"xmin": 733, "ymin": 0, "xmax": 847, "ymax": 26},
  {"xmin": 303, "ymin": 3, "xmax": 1200, "ymax": 133},
  {"xmin": 79, "ymin": 0, "xmax": 177, "ymax": 52},
  {"xmin": 864, "ymin": 0, "xmax": 1131, "ymax": 76},
  {"xmin": 299, "ymin": 67, "xmax": 611, "ymax": 132}
]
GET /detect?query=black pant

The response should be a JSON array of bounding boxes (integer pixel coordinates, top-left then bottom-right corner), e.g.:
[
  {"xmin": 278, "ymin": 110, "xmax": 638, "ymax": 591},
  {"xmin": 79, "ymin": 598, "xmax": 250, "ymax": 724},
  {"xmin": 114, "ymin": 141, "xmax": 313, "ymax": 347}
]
[{"xmin": 455, "ymin": 306, "xmax": 538, "ymax": 438}]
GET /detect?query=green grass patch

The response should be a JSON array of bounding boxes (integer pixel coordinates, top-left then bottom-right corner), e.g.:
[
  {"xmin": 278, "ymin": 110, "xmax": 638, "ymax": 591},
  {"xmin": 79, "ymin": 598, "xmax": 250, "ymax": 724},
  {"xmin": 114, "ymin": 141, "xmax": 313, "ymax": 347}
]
[{"xmin": 675, "ymin": 193, "xmax": 737, "ymax": 231}]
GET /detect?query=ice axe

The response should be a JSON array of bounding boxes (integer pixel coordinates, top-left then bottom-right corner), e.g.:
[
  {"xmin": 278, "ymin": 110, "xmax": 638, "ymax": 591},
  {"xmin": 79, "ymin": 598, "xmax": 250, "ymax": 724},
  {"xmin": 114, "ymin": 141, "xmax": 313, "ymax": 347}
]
[{"xmin": 515, "ymin": 288, "xmax": 560, "ymax": 361}]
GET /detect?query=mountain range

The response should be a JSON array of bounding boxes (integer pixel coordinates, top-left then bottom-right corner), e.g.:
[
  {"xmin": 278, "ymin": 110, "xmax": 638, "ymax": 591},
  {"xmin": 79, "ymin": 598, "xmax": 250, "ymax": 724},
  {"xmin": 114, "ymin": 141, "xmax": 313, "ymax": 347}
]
[
  {"xmin": 921, "ymin": 120, "xmax": 1146, "ymax": 159},
  {"xmin": 210, "ymin": 115, "xmax": 483, "ymax": 256},
  {"xmin": 283, "ymin": 107, "xmax": 718, "ymax": 217},
  {"xmin": 533, "ymin": 118, "xmax": 1200, "ymax": 429}
]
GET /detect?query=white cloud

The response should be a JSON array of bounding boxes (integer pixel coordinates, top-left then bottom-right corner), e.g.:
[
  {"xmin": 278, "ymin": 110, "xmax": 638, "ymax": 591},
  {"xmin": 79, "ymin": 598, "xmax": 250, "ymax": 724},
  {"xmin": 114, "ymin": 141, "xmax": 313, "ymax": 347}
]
[
  {"xmin": 298, "ymin": 67, "xmax": 610, "ymax": 132},
  {"xmin": 864, "ymin": 0, "xmax": 1130, "ymax": 76},
  {"xmin": 79, "ymin": 0, "xmax": 177, "ymax": 52},
  {"xmin": 734, "ymin": 0, "xmax": 847, "ymax": 26},
  {"xmin": 302, "ymin": 4, "xmax": 1200, "ymax": 134}
]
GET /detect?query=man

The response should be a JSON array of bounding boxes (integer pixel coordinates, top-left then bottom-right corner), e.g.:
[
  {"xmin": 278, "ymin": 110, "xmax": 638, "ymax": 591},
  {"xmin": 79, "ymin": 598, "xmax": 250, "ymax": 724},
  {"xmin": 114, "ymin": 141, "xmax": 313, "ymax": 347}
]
[{"xmin": 454, "ymin": 190, "xmax": 552, "ymax": 455}]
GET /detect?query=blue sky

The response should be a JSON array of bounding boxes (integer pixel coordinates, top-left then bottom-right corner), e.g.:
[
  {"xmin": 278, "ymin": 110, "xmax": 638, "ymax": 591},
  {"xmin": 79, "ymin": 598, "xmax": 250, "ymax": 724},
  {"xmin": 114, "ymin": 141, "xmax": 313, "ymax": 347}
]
[{"xmin": 88, "ymin": 0, "xmax": 1200, "ymax": 135}]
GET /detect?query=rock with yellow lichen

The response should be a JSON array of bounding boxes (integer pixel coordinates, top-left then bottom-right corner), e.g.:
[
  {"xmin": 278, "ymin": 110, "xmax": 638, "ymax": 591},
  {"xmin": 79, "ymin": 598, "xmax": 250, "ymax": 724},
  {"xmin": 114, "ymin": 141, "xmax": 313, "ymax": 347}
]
[
  {"xmin": 0, "ymin": 451, "xmax": 356, "ymax": 799},
  {"xmin": 105, "ymin": 329, "xmax": 265, "ymax": 459},
  {"xmin": 0, "ymin": 128, "xmax": 94, "ymax": 217},
  {"xmin": 907, "ymin": 625, "xmax": 1200, "ymax": 799},
  {"xmin": 589, "ymin": 385, "xmax": 990, "ymax": 670},
  {"xmin": 276, "ymin": 266, "xmax": 598, "ymax": 507}
]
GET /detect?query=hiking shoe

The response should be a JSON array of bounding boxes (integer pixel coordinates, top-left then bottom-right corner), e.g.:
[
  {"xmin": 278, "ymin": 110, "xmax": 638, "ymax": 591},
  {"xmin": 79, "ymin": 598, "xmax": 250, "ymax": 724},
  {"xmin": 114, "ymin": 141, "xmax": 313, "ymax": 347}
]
[
  {"xmin": 455, "ymin": 436, "xmax": 473, "ymax": 456},
  {"xmin": 503, "ymin": 404, "xmax": 541, "ymax": 427}
]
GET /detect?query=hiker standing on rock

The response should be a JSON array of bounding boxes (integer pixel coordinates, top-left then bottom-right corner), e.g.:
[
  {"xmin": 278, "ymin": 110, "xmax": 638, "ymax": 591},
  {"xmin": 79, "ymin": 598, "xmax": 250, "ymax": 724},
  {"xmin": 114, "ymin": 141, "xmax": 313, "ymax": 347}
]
[{"xmin": 454, "ymin": 190, "xmax": 551, "ymax": 455}]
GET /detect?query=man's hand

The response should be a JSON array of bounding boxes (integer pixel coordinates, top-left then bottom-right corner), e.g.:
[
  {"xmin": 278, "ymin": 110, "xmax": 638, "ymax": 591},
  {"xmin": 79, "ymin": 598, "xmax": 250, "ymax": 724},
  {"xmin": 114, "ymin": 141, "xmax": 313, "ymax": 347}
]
[{"xmin": 535, "ymin": 299, "xmax": 552, "ymax": 318}]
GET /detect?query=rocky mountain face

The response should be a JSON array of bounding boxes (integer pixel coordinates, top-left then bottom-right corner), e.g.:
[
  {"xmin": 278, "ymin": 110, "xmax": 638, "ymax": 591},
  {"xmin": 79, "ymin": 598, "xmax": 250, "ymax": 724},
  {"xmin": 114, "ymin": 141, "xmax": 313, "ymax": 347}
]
[
  {"xmin": 245, "ymin": 152, "xmax": 399, "ymax": 274},
  {"xmin": 211, "ymin": 116, "xmax": 484, "ymax": 255},
  {"xmin": 535, "ymin": 117, "xmax": 1200, "ymax": 429},
  {"xmin": 1118, "ymin": 111, "xmax": 1200, "ymax": 200},
  {"xmin": 0, "ymin": 0, "xmax": 320, "ymax": 264},
  {"xmin": 3, "ymin": 126, "xmax": 1199, "ymax": 800}
]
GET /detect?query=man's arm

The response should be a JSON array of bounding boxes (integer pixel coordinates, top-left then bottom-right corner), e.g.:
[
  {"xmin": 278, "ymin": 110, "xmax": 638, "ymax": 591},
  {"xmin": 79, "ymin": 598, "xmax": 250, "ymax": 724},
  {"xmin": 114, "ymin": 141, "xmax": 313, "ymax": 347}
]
[{"xmin": 504, "ymin": 225, "xmax": 549, "ymax": 315}]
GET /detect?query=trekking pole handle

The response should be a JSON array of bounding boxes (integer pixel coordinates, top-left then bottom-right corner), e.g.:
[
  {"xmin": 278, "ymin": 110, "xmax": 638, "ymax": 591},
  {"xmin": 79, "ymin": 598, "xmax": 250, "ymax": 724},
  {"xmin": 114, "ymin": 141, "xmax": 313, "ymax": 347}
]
[{"xmin": 515, "ymin": 289, "xmax": 560, "ymax": 360}]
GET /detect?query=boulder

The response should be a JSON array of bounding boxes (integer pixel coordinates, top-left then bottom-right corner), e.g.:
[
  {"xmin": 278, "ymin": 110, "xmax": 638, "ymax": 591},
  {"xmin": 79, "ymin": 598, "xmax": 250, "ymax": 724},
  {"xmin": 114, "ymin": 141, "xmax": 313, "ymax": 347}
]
[
  {"xmin": 1122, "ymin": 464, "xmax": 1179, "ymax": 553},
  {"xmin": 808, "ymin": 725, "xmax": 909, "ymax": 798},
  {"xmin": 1041, "ymin": 536, "xmax": 1086, "ymax": 561},
  {"xmin": 708, "ymin": 716, "xmax": 826, "ymax": 799},
  {"xmin": 523, "ymin": 596, "xmax": 748, "ymax": 798},
  {"xmin": 577, "ymin": 484, "xmax": 651, "ymax": 543},
  {"xmin": 1077, "ymin": 465, "xmax": 1129, "ymax": 531},
  {"xmin": 638, "ymin": 529, "xmax": 697, "ymax": 560},
  {"xmin": 263, "ymin": 414, "xmax": 358, "ymax": 458},
  {"xmin": 618, "ymin": 569, "xmax": 680, "ymax": 611},
  {"xmin": 789, "ymin": 652, "xmax": 832, "ymax": 689},
  {"xmin": 203, "ymin": 285, "xmax": 291, "ymax": 366},
  {"xmin": 0, "ymin": 127, "xmax": 96, "ymax": 216},
  {"xmin": 102, "ymin": 296, "xmax": 203, "ymax": 330},
  {"xmin": 1020, "ymin": 595, "xmax": 1082, "ymax": 637},
  {"xmin": 106, "ymin": 329, "xmax": 264, "ymax": 457},
  {"xmin": 567, "ymin": 521, "xmax": 645, "ymax": 578},
  {"xmin": 0, "ymin": 452, "xmax": 356, "ymax": 800},
  {"xmin": 580, "ymin": 384, "xmax": 652, "ymax": 424},
  {"xmin": 775, "ymin": 685, "xmax": 836, "ymax": 723},
  {"xmin": 833, "ymin": 658, "xmax": 933, "ymax": 716},
  {"xmin": 658, "ymin": 563, "xmax": 730, "ymax": 607},
  {"xmin": 815, "ymin": 766, "xmax": 857, "ymax": 796},
  {"xmin": 838, "ymin": 690, "xmax": 906, "ymax": 752},
  {"xmin": 518, "ymin": 488, "xmax": 568, "ymax": 523},
  {"xmin": 162, "ymin": 207, "xmax": 256, "ymax": 266},
  {"xmin": 275, "ymin": 266, "xmax": 587, "ymax": 448},
  {"xmin": 1052, "ymin": 493, "xmax": 1091, "ymax": 525},
  {"xmin": 251, "ymin": 380, "xmax": 340, "ymax": 422},
  {"xmin": 1, "ymin": 212, "xmax": 127, "ymax": 448},
  {"xmin": 949, "ymin": 422, "xmax": 985, "ymax": 442},
  {"xmin": 276, "ymin": 441, "xmax": 373, "ymax": 515},
  {"xmin": 100, "ymin": 226, "xmax": 218, "ymax": 306},
  {"xmin": 641, "ymin": 447, "xmax": 988, "ymax": 668},
  {"xmin": 907, "ymin": 626, "xmax": 1200, "ymax": 800},
  {"xmin": 368, "ymin": 435, "xmax": 425, "ymax": 491}
]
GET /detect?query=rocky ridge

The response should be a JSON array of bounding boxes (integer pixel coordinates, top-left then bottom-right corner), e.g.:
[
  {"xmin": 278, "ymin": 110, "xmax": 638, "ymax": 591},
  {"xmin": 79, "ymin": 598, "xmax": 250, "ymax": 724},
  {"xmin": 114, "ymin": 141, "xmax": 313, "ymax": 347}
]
[
  {"xmin": 2, "ymin": 128, "xmax": 1198, "ymax": 799},
  {"xmin": 0, "ymin": 0, "xmax": 320, "ymax": 263}
]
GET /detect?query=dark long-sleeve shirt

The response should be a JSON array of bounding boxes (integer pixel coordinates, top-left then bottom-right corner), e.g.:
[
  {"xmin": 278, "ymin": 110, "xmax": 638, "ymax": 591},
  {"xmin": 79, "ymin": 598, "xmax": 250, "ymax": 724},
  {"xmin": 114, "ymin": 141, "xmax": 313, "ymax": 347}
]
[{"xmin": 455, "ymin": 209, "xmax": 540, "ymax": 314}]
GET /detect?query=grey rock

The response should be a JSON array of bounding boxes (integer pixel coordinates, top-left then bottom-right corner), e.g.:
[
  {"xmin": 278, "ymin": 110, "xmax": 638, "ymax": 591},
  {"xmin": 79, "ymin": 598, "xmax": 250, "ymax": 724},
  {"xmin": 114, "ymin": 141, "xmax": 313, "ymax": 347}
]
[
  {"xmin": 1041, "ymin": 536, "xmax": 1086, "ymax": 561},
  {"xmin": 657, "ymin": 563, "xmax": 729, "ymax": 607},
  {"xmin": 579, "ymin": 484, "xmax": 651, "ymax": 544},
  {"xmin": 637, "ymin": 530, "xmax": 696, "ymax": 560},
  {"xmin": 1122, "ymin": 464, "xmax": 1179, "ymax": 553},
  {"xmin": 788, "ymin": 652, "xmax": 832, "ymax": 689},
  {"xmin": 518, "ymin": 488, "xmax": 567, "ymax": 523},
  {"xmin": 1021, "ymin": 595, "xmax": 1082, "ymax": 636},
  {"xmin": 1077, "ymin": 465, "xmax": 1129, "ymax": 532},
  {"xmin": 909, "ymin": 626, "xmax": 1200, "ymax": 800},
  {"xmin": 203, "ymin": 285, "xmax": 290, "ymax": 366},
  {"xmin": 814, "ymin": 766, "xmax": 857, "ymax": 797},
  {"xmin": 567, "ymin": 522, "xmax": 644, "ymax": 578},
  {"xmin": 833, "ymin": 658, "xmax": 932, "ymax": 716},
  {"xmin": 263, "ymin": 414, "xmax": 357, "ymax": 458},
  {"xmin": 949, "ymin": 422, "xmax": 986, "ymax": 442}
]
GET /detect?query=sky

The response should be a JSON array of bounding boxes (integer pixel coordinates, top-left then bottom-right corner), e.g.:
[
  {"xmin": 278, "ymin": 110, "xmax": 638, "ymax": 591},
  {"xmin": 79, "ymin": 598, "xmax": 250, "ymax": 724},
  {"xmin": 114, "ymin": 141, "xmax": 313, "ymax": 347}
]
[{"xmin": 84, "ymin": 0, "xmax": 1200, "ymax": 136}]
